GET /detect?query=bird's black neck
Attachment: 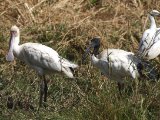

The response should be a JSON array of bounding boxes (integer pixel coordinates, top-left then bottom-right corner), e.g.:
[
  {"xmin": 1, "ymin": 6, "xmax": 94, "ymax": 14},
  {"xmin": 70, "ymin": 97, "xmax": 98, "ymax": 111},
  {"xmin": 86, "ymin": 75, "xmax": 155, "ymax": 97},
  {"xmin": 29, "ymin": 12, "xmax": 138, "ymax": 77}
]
[
  {"xmin": 93, "ymin": 46, "xmax": 100, "ymax": 56},
  {"xmin": 137, "ymin": 62, "xmax": 143, "ymax": 77}
]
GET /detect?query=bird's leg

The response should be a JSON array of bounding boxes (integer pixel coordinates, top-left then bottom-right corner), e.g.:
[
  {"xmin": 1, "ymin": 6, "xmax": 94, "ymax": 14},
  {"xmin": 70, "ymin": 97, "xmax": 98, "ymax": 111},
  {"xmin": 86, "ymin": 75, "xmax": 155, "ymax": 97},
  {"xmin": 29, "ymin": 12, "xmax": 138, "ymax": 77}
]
[
  {"xmin": 43, "ymin": 75, "xmax": 48, "ymax": 103},
  {"xmin": 117, "ymin": 82, "xmax": 124, "ymax": 95},
  {"xmin": 39, "ymin": 76, "xmax": 44, "ymax": 107}
]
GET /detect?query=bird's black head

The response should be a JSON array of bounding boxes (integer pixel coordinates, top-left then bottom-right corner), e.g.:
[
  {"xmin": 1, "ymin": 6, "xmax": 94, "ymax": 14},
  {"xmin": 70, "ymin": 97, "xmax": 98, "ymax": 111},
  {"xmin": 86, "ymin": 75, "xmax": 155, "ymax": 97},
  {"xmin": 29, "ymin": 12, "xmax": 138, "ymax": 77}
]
[
  {"xmin": 90, "ymin": 37, "xmax": 100, "ymax": 55},
  {"xmin": 82, "ymin": 37, "xmax": 101, "ymax": 63}
]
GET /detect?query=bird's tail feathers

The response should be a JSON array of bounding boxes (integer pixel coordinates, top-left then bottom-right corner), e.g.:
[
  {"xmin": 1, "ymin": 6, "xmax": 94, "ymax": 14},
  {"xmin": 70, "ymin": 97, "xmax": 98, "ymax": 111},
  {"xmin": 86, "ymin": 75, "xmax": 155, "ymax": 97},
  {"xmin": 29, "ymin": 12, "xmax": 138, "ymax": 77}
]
[
  {"xmin": 138, "ymin": 60, "xmax": 160, "ymax": 81},
  {"xmin": 62, "ymin": 67, "xmax": 74, "ymax": 78},
  {"xmin": 60, "ymin": 58, "xmax": 78, "ymax": 68},
  {"xmin": 60, "ymin": 58, "xmax": 78, "ymax": 78}
]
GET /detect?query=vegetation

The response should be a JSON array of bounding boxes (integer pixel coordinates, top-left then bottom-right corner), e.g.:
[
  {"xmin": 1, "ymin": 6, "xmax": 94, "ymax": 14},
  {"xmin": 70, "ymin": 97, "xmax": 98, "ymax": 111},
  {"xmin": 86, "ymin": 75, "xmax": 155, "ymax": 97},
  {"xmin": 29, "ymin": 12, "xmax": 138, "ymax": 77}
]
[{"xmin": 0, "ymin": 0, "xmax": 160, "ymax": 119}]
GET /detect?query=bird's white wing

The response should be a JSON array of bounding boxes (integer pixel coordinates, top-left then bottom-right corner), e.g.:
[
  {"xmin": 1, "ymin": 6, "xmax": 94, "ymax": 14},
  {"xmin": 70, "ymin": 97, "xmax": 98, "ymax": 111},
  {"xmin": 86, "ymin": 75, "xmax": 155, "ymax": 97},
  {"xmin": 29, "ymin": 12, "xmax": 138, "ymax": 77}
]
[
  {"xmin": 99, "ymin": 49, "xmax": 134, "ymax": 60},
  {"xmin": 97, "ymin": 49, "xmax": 139, "ymax": 80},
  {"xmin": 154, "ymin": 29, "xmax": 160, "ymax": 42},
  {"xmin": 20, "ymin": 43, "xmax": 62, "ymax": 72},
  {"xmin": 110, "ymin": 53, "xmax": 139, "ymax": 79},
  {"xmin": 140, "ymin": 28, "xmax": 160, "ymax": 59},
  {"xmin": 138, "ymin": 29, "xmax": 159, "ymax": 57},
  {"xmin": 139, "ymin": 30, "xmax": 152, "ymax": 53},
  {"xmin": 147, "ymin": 39, "xmax": 160, "ymax": 59}
]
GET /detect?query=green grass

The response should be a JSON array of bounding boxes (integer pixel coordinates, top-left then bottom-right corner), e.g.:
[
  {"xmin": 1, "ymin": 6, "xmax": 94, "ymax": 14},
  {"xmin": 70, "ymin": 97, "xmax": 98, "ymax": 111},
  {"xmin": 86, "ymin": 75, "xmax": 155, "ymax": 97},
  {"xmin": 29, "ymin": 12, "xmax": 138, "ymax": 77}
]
[{"xmin": 1, "ymin": 60, "xmax": 160, "ymax": 120}]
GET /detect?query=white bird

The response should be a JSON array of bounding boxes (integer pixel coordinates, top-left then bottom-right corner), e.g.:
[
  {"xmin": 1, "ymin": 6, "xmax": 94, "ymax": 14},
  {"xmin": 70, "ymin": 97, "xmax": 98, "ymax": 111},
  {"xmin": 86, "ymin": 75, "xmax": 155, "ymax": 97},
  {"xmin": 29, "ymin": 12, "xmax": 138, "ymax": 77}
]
[
  {"xmin": 138, "ymin": 10, "xmax": 160, "ymax": 58},
  {"xmin": 145, "ymin": 29, "xmax": 160, "ymax": 59},
  {"xmin": 82, "ymin": 37, "xmax": 142, "ymax": 91},
  {"xmin": 141, "ymin": 11, "xmax": 160, "ymax": 60},
  {"xmin": 6, "ymin": 25, "xmax": 78, "ymax": 107}
]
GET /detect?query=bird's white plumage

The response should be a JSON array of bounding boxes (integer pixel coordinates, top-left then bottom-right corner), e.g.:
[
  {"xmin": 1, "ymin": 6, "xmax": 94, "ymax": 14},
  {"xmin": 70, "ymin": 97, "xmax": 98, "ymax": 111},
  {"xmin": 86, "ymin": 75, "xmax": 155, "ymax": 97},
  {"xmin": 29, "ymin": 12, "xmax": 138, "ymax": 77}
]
[
  {"xmin": 6, "ymin": 25, "xmax": 79, "ymax": 106},
  {"xmin": 146, "ymin": 29, "xmax": 160, "ymax": 59},
  {"xmin": 6, "ymin": 26, "xmax": 78, "ymax": 78},
  {"xmin": 91, "ymin": 49, "xmax": 140, "ymax": 83},
  {"xmin": 138, "ymin": 10, "xmax": 160, "ymax": 58}
]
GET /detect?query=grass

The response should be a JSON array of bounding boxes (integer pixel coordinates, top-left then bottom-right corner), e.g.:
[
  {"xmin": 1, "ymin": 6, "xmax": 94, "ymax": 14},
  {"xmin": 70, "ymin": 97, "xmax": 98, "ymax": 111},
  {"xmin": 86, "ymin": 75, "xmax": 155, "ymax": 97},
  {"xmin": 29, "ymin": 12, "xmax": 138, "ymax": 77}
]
[{"xmin": 1, "ymin": 0, "xmax": 160, "ymax": 119}]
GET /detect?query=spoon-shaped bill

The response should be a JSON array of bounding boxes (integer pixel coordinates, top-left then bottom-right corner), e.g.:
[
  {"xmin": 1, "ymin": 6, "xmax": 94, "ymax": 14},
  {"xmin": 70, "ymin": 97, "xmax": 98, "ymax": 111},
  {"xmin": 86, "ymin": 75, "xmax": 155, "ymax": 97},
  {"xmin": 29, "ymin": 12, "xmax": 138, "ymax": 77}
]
[{"xmin": 6, "ymin": 36, "xmax": 14, "ymax": 62}]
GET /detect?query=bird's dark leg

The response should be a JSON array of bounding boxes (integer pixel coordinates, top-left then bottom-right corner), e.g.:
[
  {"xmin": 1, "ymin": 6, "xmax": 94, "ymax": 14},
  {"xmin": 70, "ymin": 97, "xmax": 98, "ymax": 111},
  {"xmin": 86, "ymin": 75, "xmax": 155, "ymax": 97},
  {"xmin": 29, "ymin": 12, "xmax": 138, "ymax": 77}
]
[
  {"xmin": 39, "ymin": 77, "xmax": 44, "ymax": 107},
  {"xmin": 43, "ymin": 75, "xmax": 48, "ymax": 103},
  {"xmin": 117, "ymin": 82, "xmax": 124, "ymax": 95}
]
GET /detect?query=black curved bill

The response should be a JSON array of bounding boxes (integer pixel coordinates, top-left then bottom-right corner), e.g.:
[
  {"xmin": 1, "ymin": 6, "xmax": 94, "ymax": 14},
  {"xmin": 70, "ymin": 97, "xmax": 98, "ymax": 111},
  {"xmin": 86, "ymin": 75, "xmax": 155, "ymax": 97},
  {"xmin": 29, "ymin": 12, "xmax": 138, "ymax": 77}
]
[{"xmin": 82, "ymin": 46, "xmax": 91, "ymax": 63}]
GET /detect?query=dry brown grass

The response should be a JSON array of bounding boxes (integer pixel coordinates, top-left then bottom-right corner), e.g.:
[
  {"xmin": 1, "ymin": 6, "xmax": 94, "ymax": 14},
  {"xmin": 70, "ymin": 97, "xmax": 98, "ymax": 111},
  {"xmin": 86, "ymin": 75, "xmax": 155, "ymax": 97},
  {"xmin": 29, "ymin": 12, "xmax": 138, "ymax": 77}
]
[
  {"xmin": 1, "ymin": 0, "xmax": 160, "ymax": 52},
  {"xmin": 1, "ymin": 0, "xmax": 160, "ymax": 119}
]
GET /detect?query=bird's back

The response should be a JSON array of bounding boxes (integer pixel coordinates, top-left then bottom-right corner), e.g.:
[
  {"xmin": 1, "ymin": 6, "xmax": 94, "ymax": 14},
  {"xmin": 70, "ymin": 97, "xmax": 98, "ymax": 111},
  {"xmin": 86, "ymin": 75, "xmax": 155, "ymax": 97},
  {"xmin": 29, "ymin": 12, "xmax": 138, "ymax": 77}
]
[
  {"xmin": 138, "ymin": 28, "xmax": 157, "ymax": 56},
  {"xmin": 94, "ymin": 49, "xmax": 140, "ymax": 81},
  {"xmin": 138, "ymin": 28, "xmax": 160, "ymax": 59},
  {"xmin": 17, "ymin": 43, "xmax": 78, "ymax": 78},
  {"xmin": 18, "ymin": 43, "xmax": 63, "ymax": 72},
  {"xmin": 147, "ymin": 37, "xmax": 160, "ymax": 59}
]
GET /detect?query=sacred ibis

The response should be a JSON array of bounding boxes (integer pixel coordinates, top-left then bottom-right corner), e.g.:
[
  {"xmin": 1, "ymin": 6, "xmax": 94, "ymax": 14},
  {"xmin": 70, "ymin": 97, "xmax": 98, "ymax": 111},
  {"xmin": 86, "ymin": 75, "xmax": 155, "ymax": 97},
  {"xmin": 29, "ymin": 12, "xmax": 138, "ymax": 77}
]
[
  {"xmin": 82, "ymin": 37, "xmax": 142, "ymax": 91},
  {"xmin": 6, "ymin": 25, "xmax": 78, "ymax": 107}
]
